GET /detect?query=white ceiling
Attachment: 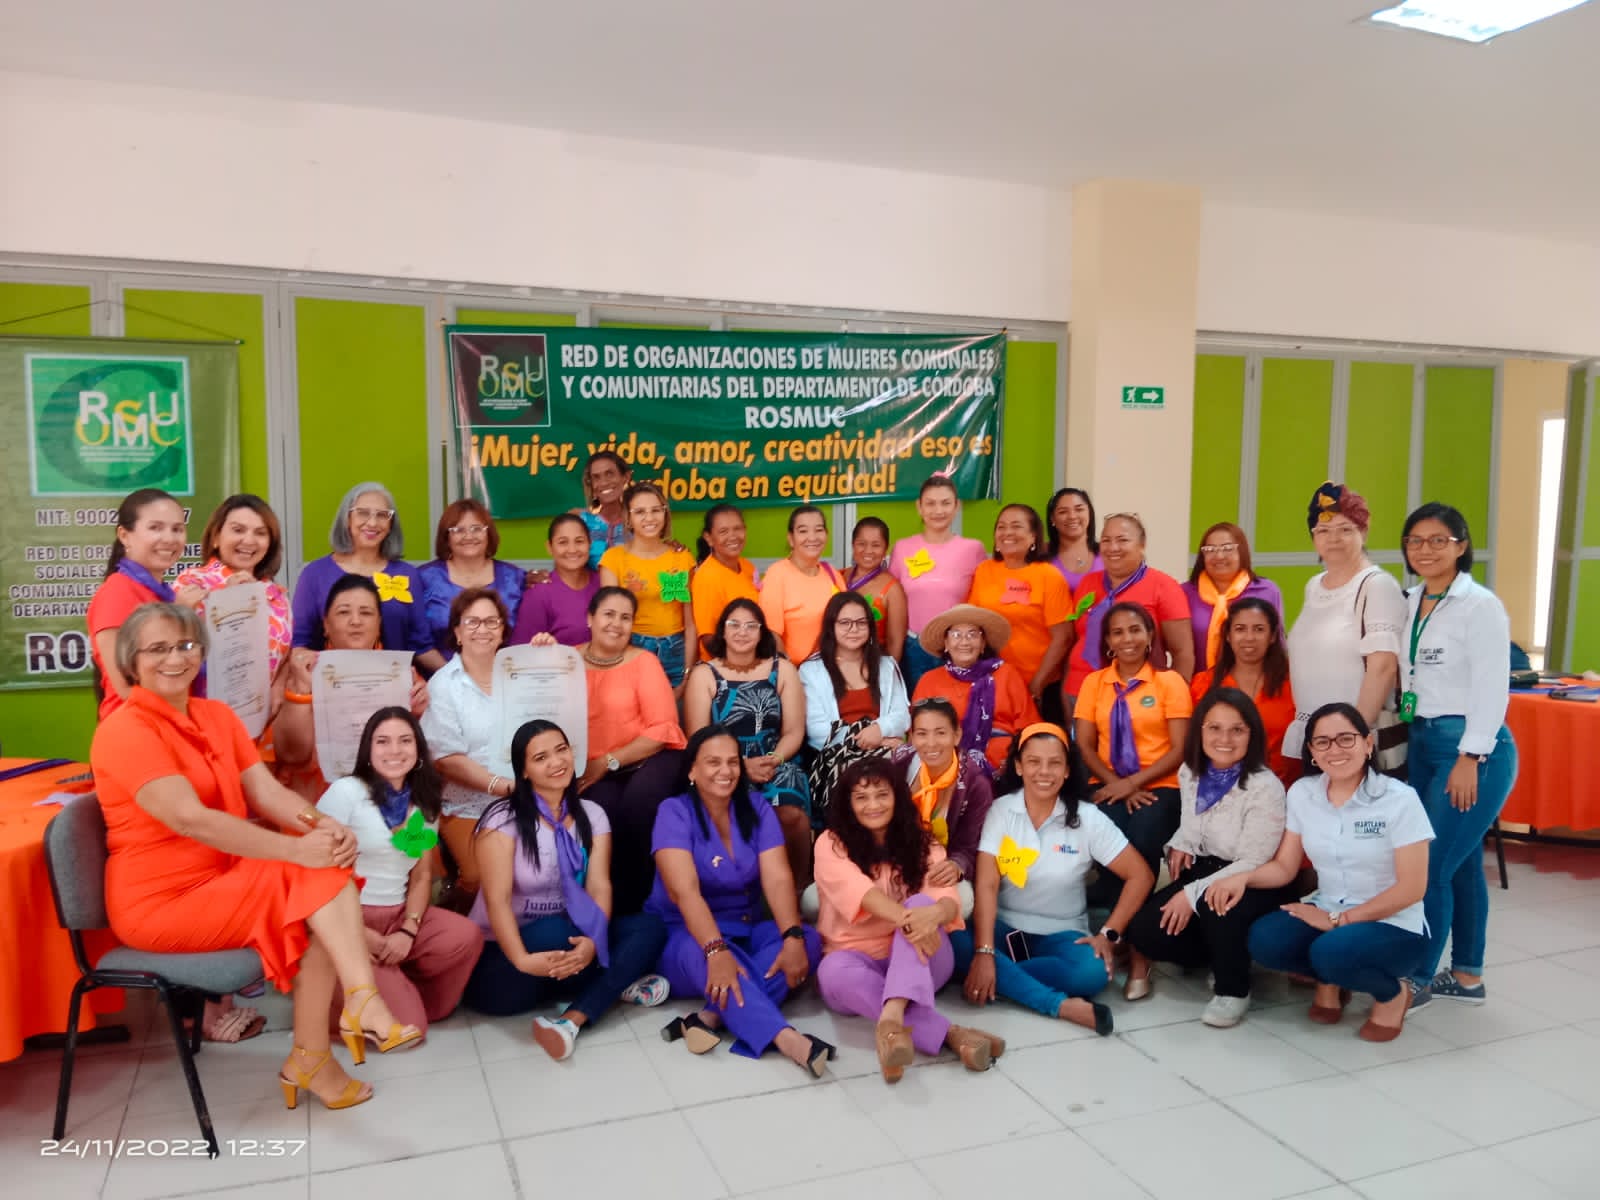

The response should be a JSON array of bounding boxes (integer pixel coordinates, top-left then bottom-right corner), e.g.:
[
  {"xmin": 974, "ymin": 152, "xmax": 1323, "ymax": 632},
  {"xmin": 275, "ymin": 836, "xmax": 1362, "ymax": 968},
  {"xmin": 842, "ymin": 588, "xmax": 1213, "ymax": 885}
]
[{"xmin": 5, "ymin": 0, "xmax": 1599, "ymax": 243}]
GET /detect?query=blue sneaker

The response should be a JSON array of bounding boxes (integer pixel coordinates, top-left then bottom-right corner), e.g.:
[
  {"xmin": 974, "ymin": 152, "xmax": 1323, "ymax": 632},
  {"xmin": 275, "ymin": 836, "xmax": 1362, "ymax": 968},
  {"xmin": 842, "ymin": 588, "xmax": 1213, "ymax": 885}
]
[
  {"xmin": 1428, "ymin": 971, "xmax": 1487, "ymax": 1005},
  {"xmin": 1408, "ymin": 984, "xmax": 1433, "ymax": 1011}
]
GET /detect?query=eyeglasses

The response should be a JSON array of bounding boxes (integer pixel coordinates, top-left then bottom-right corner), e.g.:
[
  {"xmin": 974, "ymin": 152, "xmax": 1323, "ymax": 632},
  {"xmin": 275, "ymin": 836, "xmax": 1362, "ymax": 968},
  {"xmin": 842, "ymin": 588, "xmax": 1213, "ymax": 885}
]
[
  {"xmin": 630, "ymin": 506, "xmax": 666, "ymax": 519},
  {"xmin": 136, "ymin": 640, "xmax": 202, "ymax": 659},
  {"xmin": 1311, "ymin": 525, "xmax": 1359, "ymax": 540},
  {"xmin": 1402, "ymin": 534, "xmax": 1462, "ymax": 551},
  {"xmin": 459, "ymin": 617, "xmax": 504, "ymax": 631},
  {"xmin": 1202, "ymin": 723, "xmax": 1249, "ymax": 738},
  {"xmin": 946, "ymin": 628, "xmax": 985, "ymax": 642},
  {"xmin": 835, "ymin": 618, "xmax": 872, "ymax": 632},
  {"xmin": 1309, "ymin": 732, "xmax": 1362, "ymax": 751},
  {"xmin": 1200, "ymin": 543, "xmax": 1239, "ymax": 556},
  {"xmin": 352, "ymin": 507, "xmax": 395, "ymax": 524},
  {"xmin": 449, "ymin": 523, "xmax": 489, "ymax": 536},
  {"xmin": 723, "ymin": 619, "xmax": 762, "ymax": 634}
]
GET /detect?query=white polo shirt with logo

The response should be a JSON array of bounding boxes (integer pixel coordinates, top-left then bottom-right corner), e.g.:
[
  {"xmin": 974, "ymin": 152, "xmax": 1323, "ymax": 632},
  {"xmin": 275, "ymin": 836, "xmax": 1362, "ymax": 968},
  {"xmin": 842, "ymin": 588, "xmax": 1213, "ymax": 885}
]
[
  {"xmin": 1287, "ymin": 772, "xmax": 1434, "ymax": 935},
  {"xmin": 979, "ymin": 789, "xmax": 1130, "ymax": 936}
]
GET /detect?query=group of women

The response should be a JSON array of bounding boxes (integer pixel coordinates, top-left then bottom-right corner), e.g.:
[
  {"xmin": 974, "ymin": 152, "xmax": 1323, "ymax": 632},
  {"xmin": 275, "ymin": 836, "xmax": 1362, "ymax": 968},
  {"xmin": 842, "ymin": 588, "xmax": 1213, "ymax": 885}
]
[{"xmin": 81, "ymin": 459, "xmax": 1517, "ymax": 1105}]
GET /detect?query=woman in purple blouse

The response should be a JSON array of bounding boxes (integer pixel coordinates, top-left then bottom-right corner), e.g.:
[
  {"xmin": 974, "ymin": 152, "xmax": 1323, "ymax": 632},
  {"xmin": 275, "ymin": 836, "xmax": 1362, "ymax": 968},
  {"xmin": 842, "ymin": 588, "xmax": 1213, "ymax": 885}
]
[
  {"xmin": 510, "ymin": 514, "xmax": 600, "ymax": 646},
  {"xmin": 1180, "ymin": 522, "xmax": 1283, "ymax": 675}
]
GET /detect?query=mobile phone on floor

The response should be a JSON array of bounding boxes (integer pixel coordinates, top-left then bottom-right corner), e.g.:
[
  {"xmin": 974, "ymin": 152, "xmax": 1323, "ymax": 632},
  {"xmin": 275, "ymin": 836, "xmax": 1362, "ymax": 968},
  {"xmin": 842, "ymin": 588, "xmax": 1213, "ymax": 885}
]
[{"xmin": 1004, "ymin": 928, "xmax": 1033, "ymax": 962}]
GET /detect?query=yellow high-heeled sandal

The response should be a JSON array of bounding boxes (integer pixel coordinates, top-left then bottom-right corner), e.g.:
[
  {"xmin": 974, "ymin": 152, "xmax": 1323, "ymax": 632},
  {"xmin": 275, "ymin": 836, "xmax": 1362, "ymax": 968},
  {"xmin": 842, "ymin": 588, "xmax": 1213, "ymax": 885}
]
[
  {"xmin": 338, "ymin": 985, "xmax": 423, "ymax": 1065},
  {"xmin": 278, "ymin": 1047, "xmax": 371, "ymax": 1110}
]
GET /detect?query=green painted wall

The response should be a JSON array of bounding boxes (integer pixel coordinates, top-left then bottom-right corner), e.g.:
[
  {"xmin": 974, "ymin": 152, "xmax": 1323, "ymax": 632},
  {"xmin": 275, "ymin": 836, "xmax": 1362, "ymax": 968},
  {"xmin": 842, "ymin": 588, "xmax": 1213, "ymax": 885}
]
[
  {"xmin": 1190, "ymin": 354, "xmax": 1247, "ymax": 545},
  {"xmin": 1345, "ymin": 361, "xmax": 1413, "ymax": 552},
  {"xmin": 295, "ymin": 297, "xmax": 431, "ymax": 561},
  {"xmin": 1421, "ymin": 366, "xmax": 1495, "ymax": 549},
  {"xmin": 1255, "ymin": 358, "xmax": 1334, "ymax": 555},
  {"xmin": 964, "ymin": 339, "xmax": 1058, "ymax": 551}
]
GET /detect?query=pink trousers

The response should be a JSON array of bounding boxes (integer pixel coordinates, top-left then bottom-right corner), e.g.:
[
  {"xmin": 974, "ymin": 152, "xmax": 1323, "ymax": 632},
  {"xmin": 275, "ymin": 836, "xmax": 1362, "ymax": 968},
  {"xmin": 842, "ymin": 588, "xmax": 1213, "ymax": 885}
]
[{"xmin": 329, "ymin": 902, "xmax": 484, "ymax": 1034}]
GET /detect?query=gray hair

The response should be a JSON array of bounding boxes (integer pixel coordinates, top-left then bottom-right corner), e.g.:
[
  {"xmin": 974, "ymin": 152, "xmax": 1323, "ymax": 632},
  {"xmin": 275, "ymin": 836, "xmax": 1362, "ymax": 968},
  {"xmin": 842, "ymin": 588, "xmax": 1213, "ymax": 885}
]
[
  {"xmin": 327, "ymin": 481, "xmax": 405, "ymax": 558},
  {"xmin": 114, "ymin": 602, "xmax": 209, "ymax": 688}
]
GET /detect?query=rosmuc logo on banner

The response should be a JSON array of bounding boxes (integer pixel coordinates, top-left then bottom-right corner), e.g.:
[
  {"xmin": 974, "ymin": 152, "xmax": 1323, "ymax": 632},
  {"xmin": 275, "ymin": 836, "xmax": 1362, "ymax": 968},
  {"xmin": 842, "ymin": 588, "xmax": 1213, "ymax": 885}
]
[
  {"xmin": 25, "ymin": 354, "xmax": 195, "ymax": 497},
  {"xmin": 466, "ymin": 333, "xmax": 552, "ymax": 427}
]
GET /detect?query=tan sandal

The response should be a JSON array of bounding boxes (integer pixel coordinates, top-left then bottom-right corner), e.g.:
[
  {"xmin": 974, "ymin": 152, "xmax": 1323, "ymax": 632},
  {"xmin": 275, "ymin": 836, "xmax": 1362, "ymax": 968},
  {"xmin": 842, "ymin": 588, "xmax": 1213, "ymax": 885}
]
[
  {"xmin": 338, "ymin": 985, "xmax": 422, "ymax": 1064},
  {"xmin": 875, "ymin": 1020, "xmax": 915, "ymax": 1083},
  {"xmin": 278, "ymin": 1047, "xmax": 371, "ymax": 1110},
  {"xmin": 945, "ymin": 1024, "xmax": 1005, "ymax": 1071}
]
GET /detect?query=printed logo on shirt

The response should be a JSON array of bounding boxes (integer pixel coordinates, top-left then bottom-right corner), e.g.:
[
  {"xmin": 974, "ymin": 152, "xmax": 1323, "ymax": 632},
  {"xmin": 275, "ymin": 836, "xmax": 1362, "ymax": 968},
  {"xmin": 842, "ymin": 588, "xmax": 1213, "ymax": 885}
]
[
  {"xmin": 1419, "ymin": 647, "xmax": 1445, "ymax": 666},
  {"xmin": 1352, "ymin": 819, "xmax": 1388, "ymax": 839},
  {"xmin": 1139, "ymin": 694, "xmax": 1156, "ymax": 708},
  {"xmin": 1053, "ymin": 842, "xmax": 1076, "ymax": 855},
  {"xmin": 1001, "ymin": 579, "xmax": 1034, "ymax": 606}
]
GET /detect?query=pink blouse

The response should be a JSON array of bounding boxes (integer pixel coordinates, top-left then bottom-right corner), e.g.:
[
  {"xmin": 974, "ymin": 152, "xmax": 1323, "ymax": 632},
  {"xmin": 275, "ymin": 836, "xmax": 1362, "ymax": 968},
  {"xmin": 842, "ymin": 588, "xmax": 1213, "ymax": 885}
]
[{"xmin": 174, "ymin": 559, "xmax": 293, "ymax": 677}]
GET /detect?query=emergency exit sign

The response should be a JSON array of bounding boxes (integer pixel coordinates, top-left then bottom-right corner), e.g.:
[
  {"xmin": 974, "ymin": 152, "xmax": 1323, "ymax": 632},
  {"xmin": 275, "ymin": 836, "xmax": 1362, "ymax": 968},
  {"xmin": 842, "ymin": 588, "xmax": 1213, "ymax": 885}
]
[{"xmin": 1121, "ymin": 386, "xmax": 1164, "ymax": 409}]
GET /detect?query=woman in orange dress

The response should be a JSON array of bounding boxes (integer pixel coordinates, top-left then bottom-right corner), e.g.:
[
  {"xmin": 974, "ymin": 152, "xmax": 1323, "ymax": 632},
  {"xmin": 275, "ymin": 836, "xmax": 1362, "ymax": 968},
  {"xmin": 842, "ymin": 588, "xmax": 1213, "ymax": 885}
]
[{"xmin": 90, "ymin": 602, "xmax": 424, "ymax": 1112}]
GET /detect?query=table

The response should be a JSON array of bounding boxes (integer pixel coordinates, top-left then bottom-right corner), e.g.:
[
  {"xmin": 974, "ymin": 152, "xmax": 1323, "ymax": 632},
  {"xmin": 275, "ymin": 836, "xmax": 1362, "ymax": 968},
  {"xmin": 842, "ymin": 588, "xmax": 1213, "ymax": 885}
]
[
  {"xmin": 1502, "ymin": 690, "xmax": 1600, "ymax": 832},
  {"xmin": 0, "ymin": 757, "xmax": 123, "ymax": 1061}
]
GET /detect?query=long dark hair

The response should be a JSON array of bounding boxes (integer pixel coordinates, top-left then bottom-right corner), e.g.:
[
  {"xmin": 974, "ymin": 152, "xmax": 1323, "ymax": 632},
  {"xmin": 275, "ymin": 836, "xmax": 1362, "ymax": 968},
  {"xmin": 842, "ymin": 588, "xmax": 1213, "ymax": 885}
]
[
  {"xmin": 1184, "ymin": 688, "xmax": 1267, "ymax": 782},
  {"xmin": 702, "ymin": 597, "xmax": 778, "ymax": 661},
  {"xmin": 697, "ymin": 502, "xmax": 743, "ymax": 564},
  {"xmin": 479, "ymin": 719, "xmax": 596, "ymax": 870},
  {"xmin": 826, "ymin": 757, "xmax": 930, "ymax": 894},
  {"xmin": 1401, "ymin": 501, "xmax": 1474, "ymax": 575},
  {"xmin": 1300, "ymin": 701, "xmax": 1384, "ymax": 798},
  {"xmin": 1045, "ymin": 487, "xmax": 1099, "ymax": 557},
  {"xmin": 353, "ymin": 706, "xmax": 443, "ymax": 821},
  {"xmin": 678, "ymin": 725, "xmax": 760, "ymax": 846},
  {"xmin": 996, "ymin": 727, "xmax": 1088, "ymax": 829},
  {"xmin": 105, "ymin": 487, "xmax": 180, "ymax": 577},
  {"xmin": 1208, "ymin": 596, "xmax": 1290, "ymax": 698},
  {"xmin": 818, "ymin": 591, "xmax": 882, "ymax": 710}
]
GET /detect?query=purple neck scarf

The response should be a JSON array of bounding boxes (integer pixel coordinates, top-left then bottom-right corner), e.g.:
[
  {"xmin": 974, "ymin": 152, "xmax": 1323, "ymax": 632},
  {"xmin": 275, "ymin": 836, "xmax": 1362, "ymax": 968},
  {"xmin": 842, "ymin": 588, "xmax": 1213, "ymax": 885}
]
[
  {"xmin": 1195, "ymin": 763, "xmax": 1242, "ymax": 815},
  {"xmin": 1078, "ymin": 563, "xmax": 1148, "ymax": 670},
  {"xmin": 946, "ymin": 657, "xmax": 1002, "ymax": 758},
  {"xmin": 537, "ymin": 795, "xmax": 610, "ymax": 967},
  {"xmin": 117, "ymin": 558, "xmax": 175, "ymax": 602},
  {"xmin": 847, "ymin": 564, "xmax": 886, "ymax": 591},
  {"xmin": 1109, "ymin": 677, "xmax": 1146, "ymax": 778}
]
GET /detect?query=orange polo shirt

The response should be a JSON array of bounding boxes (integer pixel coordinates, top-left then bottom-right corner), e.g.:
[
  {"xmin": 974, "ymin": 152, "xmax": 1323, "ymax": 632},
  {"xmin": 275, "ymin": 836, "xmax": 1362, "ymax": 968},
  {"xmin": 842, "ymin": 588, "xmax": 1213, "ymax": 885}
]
[
  {"xmin": 966, "ymin": 560, "xmax": 1072, "ymax": 683},
  {"xmin": 1077, "ymin": 661, "xmax": 1193, "ymax": 789}
]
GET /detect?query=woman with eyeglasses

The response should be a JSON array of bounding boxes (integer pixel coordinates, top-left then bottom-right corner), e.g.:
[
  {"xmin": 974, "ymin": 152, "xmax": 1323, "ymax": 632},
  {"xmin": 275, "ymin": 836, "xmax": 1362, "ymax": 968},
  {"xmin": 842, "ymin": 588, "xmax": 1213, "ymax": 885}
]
[
  {"xmin": 1190, "ymin": 597, "xmax": 1300, "ymax": 786},
  {"xmin": 599, "ymin": 482, "xmax": 698, "ymax": 694},
  {"xmin": 967, "ymin": 503, "xmax": 1073, "ymax": 720},
  {"xmin": 1121, "ymin": 689, "xmax": 1292, "ymax": 1026},
  {"xmin": 1064, "ymin": 513, "xmax": 1194, "ymax": 709},
  {"xmin": 1180, "ymin": 523, "xmax": 1282, "ymax": 675},
  {"xmin": 415, "ymin": 500, "xmax": 527, "ymax": 673},
  {"xmin": 420, "ymin": 588, "xmax": 514, "ymax": 909},
  {"xmin": 1236, "ymin": 703, "xmax": 1433, "ymax": 1042},
  {"xmin": 1396, "ymin": 503, "xmax": 1517, "ymax": 1012},
  {"xmin": 291, "ymin": 482, "xmax": 428, "ymax": 659},
  {"xmin": 799, "ymin": 592, "xmax": 911, "ymax": 820},
  {"xmin": 910, "ymin": 604, "xmax": 1039, "ymax": 773},
  {"xmin": 683, "ymin": 598, "xmax": 813, "ymax": 886},
  {"xmin": 1283, "ymin": 482, "xmax": 1406, "ymax": 761},
  {"xmin": 509, "ymin": 514, "xmax": 600, "ymax": 647}
]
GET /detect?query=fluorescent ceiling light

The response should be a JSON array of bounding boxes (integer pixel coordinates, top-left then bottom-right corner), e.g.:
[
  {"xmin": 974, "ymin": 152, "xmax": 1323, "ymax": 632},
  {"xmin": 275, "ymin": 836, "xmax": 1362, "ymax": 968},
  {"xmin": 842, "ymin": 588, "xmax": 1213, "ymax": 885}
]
[{"xmin": 1367, "ymin": 1, "xmax": 1593, "ymax": 42}]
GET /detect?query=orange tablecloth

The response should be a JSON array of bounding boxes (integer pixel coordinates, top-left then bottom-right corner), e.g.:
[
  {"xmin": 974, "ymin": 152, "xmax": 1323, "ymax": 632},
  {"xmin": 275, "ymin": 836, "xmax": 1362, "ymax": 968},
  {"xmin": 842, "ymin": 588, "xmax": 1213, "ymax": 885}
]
[
  {"xmin": 0, "ymin": 758, "xmax": 123, "ymax": 1061},
  {"xmin": 1503, "ymin": 691, "xmax": 1600, "ymax": 831}
]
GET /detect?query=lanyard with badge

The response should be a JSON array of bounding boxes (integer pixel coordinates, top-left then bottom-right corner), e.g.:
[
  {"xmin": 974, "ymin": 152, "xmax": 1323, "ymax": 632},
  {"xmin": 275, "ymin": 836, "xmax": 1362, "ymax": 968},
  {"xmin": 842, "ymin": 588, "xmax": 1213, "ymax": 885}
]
[{"xmin": 1400, "ymin": 591, "xmax": 1448, "ymax": 722}]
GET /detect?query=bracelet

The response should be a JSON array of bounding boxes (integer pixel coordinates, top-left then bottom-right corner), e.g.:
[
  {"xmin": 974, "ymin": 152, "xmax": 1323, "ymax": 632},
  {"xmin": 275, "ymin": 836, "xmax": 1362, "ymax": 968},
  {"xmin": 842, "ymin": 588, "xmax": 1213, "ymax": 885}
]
[
  {"xmin": 407, "ymin": 911, "xmax": 424, "ymax": 925},
  {"xmin": 284, "ymin": 690, "xmax": 312, "ymax": 705},
  {"xmin": 702, "ymin": 938, "xmax": 729, "ymax": 959},
  {"xmin": 396, "ymin": 927, "xmax": 416, "ymax": 940},
  {"xmin": 974, "ymin": 945, "xmax": 996, "ymax": 956},
  {"xmin": 295, "ymin": 806, "xmax": 321, "ymax": 828},
  {"xmin": 487, "ymin": 775, "xmax": 503, "ymax": 796}
]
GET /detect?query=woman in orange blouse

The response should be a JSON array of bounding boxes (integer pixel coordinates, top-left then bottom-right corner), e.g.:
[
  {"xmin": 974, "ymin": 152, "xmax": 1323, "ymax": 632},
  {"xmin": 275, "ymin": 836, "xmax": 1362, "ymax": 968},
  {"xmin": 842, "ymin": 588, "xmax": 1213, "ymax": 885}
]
[
  {"xmin": 911, "ymin": 604, "xmax": 1039, "ymax": 772},
  {"xmin": 563, "ymin": 585, "xmax": 687, "ymax": 915},
  {"xmin": 691, "ymin": 503, "xmax": 760, "ymax": 632},
  {"xmin": 813, "ymin": 758, "xmax": 1003, "ymax": 1082},
  {"xmin": 90, "ymin": 602, "xmax": 422, "ymax": 1112},
  {"xmin": 1189, "ymin": 597, "xmax": 1299, "ymax": 787},
  {"xmin": 966, "ymin": 504, "xmax": 1072, "ymax": 718},
  {"xmin": 845, "ymin": 517, "xmax": 908, "ymax": 661},
  {"xmin": 760, "ymin": 505, "xmax": 846, "ymax": 661}
]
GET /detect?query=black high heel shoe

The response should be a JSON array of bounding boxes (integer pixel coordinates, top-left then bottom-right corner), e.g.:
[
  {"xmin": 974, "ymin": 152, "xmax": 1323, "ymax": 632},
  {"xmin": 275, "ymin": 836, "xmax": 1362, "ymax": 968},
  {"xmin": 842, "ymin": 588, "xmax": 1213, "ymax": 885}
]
[
  {"xmin": 660, "ymin": 1012, "xmax": 721, "ymax": 1055},
  {"xmin": 802, "ymin": 1034, "xmax": 837, "ymax": 1078}
]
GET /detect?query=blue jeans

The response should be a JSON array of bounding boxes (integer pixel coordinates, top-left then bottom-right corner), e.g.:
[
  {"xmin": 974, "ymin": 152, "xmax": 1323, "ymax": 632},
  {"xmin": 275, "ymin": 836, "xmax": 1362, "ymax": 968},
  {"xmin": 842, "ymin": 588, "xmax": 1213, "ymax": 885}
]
[
  {"xmin": 951, "ymin": 918, "xmax": 1111, "ymax": 1018},
  {"xmin": 900, "ymin": 636, "xmax": 942, "ymax": 695},
  {"xmin": 632, "ymin": 632, "xmax": 687, "ymax": 688},
  {"xmin": 463, "ymin": 911, "xmax": 667, "ymax": 1023},
  {"xmin": 1248, "ymin": 910, "xmax": 1426, "ymax": 1002},
  {"xmin": 1406, "ymin": 716, "xmax": 1518, "ymax": 986}
]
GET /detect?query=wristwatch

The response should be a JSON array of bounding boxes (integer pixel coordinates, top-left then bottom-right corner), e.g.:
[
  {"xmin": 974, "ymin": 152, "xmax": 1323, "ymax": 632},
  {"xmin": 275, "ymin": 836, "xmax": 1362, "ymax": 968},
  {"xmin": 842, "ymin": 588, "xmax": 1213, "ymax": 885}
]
[
  {"xmin": 1460, "ymin": 751, "xmax": 1489, "ymax": 764},
  {"xmin": 605, "ymin": 753, "xmax": 621, "ymax": 772},
  {"xmin": 781, "ymin": 925, "xmax": 806, "ymax": 941},
  {"xmin": 1099, "ymin": 927, "xmax": 1122, "ymax": 944},
  {"xmin": 1329, "ymin": 910, "xmax": 1345, "ymax": 928}
]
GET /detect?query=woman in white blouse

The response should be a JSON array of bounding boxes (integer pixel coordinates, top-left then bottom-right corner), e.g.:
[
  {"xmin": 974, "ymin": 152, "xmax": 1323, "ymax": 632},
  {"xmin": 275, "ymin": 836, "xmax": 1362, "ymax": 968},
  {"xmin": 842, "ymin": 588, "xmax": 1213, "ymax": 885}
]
[
  {"xmin": 1227, "ymin": 703, "xmax": 1433, "ymax": 1042},
  {"xmin": 1122, "ymin": 688, "xmax": 1292, "ymax": 1027},
  {"xmin": 1284, "ymin": 483, "xmax": 1407, "ymax": 761},
  {"xmin": 1396, "ymin": 504, "xmax": 1517, "ymax": 1010},
  {"xmin": 421, "ymin": 587, "xmax": 514, "ymax": 909}
]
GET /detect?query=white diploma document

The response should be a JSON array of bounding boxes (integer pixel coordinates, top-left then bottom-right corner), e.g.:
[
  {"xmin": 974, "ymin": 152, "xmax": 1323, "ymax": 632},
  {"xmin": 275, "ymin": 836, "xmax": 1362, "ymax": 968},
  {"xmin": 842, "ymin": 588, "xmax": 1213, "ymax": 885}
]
[
  {"xmin": 493, "ymin": 644, "xmax": 588, "ymax": 769},
  {"xmin": 311, "ymin": 650, "xmax": 415, "ymax": 781},
  {"xmin": 203, "ymin": 581, "xmax": 273, "ymax": 738}
]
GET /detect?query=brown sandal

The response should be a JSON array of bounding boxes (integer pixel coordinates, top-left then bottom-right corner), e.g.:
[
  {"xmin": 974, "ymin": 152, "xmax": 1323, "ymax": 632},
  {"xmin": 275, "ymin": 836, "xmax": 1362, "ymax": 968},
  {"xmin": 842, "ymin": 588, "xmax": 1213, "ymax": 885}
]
[
  {"xmin": 875, "ymin": 1020, "xmax": 915, "ymax": 1083},
  {"xmin": 1308, "ymin": 988, "xmax": 1352, "ymax": 1024},
  {"xmin": 945, "ymin": 1024, "xmax": 1006, "ymax": 1071}
]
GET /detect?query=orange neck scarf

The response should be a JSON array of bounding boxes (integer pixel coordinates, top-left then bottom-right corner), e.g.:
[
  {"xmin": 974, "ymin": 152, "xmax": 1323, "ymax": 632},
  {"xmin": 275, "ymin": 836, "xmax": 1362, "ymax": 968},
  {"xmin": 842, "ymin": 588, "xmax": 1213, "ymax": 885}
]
[
  {"xmin": 1197, "ymin": 571, "xmax": 1250, "ymax": 668},
  {"xmin": 912, "ymin": 755, "xmax": 961, "ymax": 827}
]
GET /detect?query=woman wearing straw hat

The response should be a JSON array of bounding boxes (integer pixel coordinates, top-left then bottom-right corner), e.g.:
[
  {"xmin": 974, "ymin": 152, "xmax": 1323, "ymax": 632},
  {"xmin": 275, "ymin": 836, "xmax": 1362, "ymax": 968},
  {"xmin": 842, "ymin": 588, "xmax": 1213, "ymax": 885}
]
[{"xmin": 911, "ymin": 604, "xmax": 1040, "ymax": 774}]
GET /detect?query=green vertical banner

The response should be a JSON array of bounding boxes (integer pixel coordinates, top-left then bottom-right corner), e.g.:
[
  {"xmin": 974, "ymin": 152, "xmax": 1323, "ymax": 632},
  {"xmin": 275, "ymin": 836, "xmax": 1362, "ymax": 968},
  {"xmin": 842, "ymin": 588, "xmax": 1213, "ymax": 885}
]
[
  {"xmin": 446, "ymin": 327, "xmax": 1005, "ymax": 514},
  {"xmin": 0, "ymin": 336, "xmax": 240, "ymax": 689}
]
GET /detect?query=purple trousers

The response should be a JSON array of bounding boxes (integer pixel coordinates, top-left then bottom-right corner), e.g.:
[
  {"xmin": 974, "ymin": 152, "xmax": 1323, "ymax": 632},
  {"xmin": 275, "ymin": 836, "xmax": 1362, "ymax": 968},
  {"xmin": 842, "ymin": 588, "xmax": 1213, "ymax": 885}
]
[
  {"xmin": 659, "ymin": 921, "xmax": 823, "ymax": 1056},
  {"xmin": 817, "ymin": 894, "xmax": 953, "ymax": 1056}
]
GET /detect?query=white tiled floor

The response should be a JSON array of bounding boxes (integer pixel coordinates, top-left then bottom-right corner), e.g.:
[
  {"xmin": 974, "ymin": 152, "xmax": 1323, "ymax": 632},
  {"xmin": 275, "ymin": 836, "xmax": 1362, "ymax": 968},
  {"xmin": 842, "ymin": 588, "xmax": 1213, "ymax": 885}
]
[{"xmin": 6, "ymin": 843, "xmax": 1600, "ymax": 1199}]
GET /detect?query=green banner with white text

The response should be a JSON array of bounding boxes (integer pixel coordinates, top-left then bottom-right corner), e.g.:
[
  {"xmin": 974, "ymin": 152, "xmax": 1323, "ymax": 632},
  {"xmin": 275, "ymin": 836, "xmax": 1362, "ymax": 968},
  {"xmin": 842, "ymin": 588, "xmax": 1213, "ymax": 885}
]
[
  {"xmin": 0, "ymin": 336, "xmax": 239, "ymax": 690},
  {"xmin": 447, "ymin": 327, "xmax": 1005, "ymax": 513}
]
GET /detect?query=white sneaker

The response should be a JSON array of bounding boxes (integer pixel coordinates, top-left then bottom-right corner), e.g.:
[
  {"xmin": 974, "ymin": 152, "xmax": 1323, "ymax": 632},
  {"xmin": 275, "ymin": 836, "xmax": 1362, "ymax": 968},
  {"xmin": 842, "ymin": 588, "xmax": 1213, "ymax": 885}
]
[
  {"xmin": 621, "ymin": 974, "xmax": 671, "ymax": 1007},
  {"xmin": 532, "ymin": 1016, "xmax": 578, "ymax": 1060},
  {"xmin": 1201, "ymin": 994, "xmax": 1250, "ymax": 1028}
]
